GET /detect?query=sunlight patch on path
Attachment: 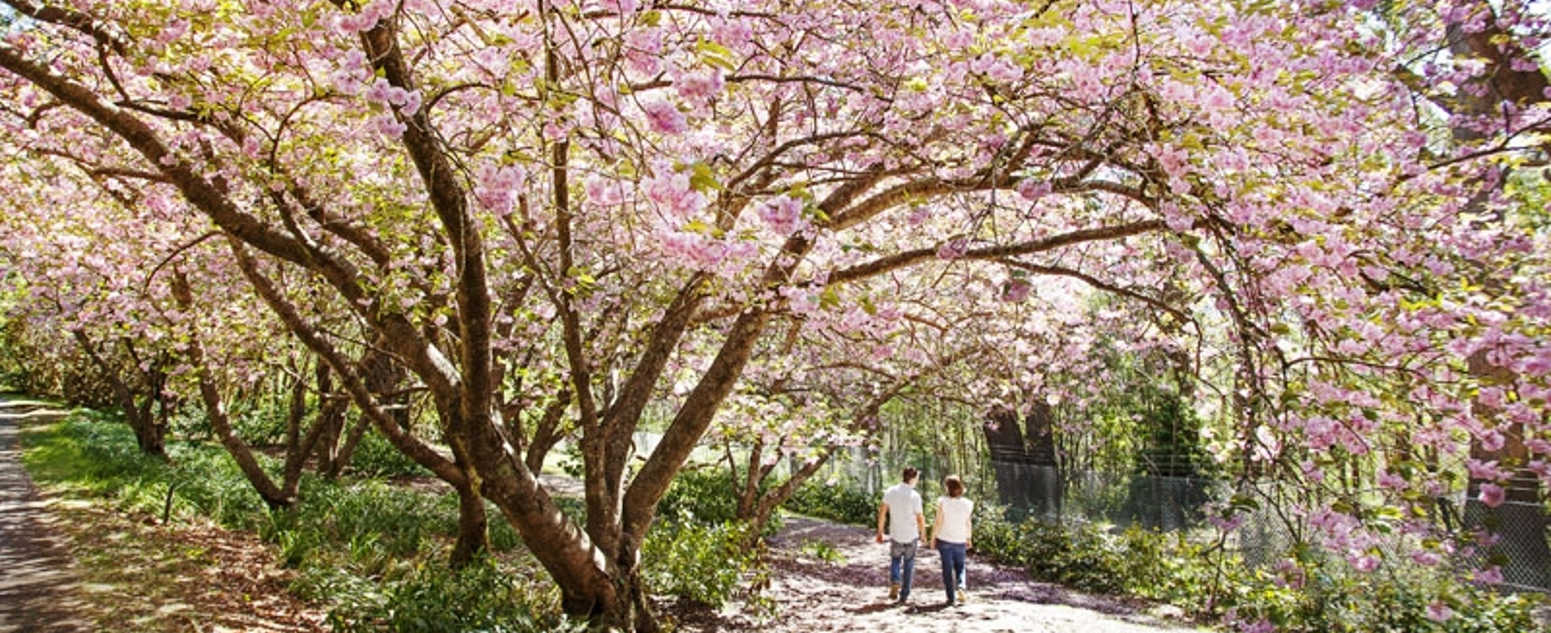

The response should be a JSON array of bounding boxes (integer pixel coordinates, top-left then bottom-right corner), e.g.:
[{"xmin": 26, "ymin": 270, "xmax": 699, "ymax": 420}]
[{"xmin": 0, "ymin": 397, "xmax": 87, "ymax": 633}]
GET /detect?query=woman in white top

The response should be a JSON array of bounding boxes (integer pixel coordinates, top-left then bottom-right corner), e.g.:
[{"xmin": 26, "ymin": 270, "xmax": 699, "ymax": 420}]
[{"xmin": 929, "ymin": 474, "xmax": 973, "ymax": 606}]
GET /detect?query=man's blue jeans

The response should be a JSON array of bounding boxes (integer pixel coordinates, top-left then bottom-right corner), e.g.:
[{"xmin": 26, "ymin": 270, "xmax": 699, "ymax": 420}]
[
  {"xmin": 888, "ymin": 539, "xmax": 918, "ymax": 599},
  {"xmin": 937, "ymin": 541, "xmax": 967, "ymax": 603}
]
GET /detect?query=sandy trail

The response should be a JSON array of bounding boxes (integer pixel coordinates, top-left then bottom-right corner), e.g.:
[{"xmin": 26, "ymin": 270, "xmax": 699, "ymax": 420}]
[{"xmin": 678, "ymin": 515, "xmax": 1209, "ymax": 633}]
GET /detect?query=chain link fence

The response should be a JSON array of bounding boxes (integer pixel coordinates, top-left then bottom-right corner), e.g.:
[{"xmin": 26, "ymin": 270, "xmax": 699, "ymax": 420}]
[{"xmin": 806, "ymin": 450, "xmax": 1550, "ymax": 595}]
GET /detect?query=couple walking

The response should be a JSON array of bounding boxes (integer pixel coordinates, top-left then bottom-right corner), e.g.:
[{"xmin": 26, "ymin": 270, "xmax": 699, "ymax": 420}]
[{"xmin": 874, "ymin": 467, "xmax": 973, "ymax": 606}]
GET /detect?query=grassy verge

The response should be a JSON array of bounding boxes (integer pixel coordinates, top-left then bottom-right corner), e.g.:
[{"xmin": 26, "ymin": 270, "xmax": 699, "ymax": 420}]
[{"xmin": 19, "ymin": 409, "xmax": 575, "ymax": 633}]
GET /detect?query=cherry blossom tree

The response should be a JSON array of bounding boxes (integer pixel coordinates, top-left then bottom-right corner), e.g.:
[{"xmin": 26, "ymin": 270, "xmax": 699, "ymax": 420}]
[{"xmin": 0, "ymin": 0, "xmax": 1547, "ymax": 629}]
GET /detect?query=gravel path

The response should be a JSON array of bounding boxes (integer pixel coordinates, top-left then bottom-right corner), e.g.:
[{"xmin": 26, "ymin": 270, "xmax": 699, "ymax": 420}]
[
  {"xmin": 678, "ymin": 516, "xmax": 1210, "ymax": 633},
  {"xmin": 0, "ymin": 398, "xmax": 86, "ymax": 633}
]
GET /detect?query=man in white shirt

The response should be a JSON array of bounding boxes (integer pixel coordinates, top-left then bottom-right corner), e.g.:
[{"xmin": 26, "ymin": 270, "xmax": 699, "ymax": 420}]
[{"xmin": 875, "ymin": 467, "xmax": 925, "ymax": 603}]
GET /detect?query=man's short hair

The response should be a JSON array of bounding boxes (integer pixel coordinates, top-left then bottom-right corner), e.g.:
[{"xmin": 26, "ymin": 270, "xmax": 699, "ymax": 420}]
[
  {"xmin": 902, "ymin": 467, "xmax": 919, "ymax": 483},
  {"xmin": 944, "ymin": 475, "xmax": 964, "ymax": 498}
]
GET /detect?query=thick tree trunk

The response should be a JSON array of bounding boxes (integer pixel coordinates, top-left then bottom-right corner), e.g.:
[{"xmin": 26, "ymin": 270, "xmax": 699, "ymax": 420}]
[
  {"xmin": 124, "ymin": 398, "xmax": 167, "ymax": 458},
  {"xmin": 450, "ymin": 477, "xmax": 489, "ymax": 567}
]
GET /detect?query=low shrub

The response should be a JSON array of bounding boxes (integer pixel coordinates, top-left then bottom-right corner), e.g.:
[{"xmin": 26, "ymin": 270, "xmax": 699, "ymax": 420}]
[
  {"xmin": 655, "ymin": 466, "xmax": 742, "ymax": 525},
  {"xmin": 970, "ymin": 502, "xmax": 1547, "ymax": 632},
  {"xmin": 785, "ymin": 480, "xmax": 876, "ymax": 526},
  {"xmin": 328, "ymin": 557, "xmax": 582, "ymax": 633},
  {"xmin": 1218, "ymin": 550, "xmax": 1546, "ymax": 633},
  {"xmin": 642, "ymin": 510, "xmax": 765, "ymax": 608}
]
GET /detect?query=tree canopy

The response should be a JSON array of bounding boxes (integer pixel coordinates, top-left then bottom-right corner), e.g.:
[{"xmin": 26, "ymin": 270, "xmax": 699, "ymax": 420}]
[{"xmin": 0, "ymin": 0, "xmax": 1547, "ymax": 629}]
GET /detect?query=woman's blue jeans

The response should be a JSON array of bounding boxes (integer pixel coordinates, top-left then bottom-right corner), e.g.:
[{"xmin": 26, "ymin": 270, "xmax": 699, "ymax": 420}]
[{"xmin": 937, "ymin": 541, "xmax": 967, "ymax": 603}]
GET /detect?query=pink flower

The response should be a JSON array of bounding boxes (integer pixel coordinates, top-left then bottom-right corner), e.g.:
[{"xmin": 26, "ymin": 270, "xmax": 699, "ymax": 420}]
[
  {"xmin": 1410, "ymin": 550, "xmax": 1442, "ymax": 566},
  {"xmin": 1162, "ymin": 203, "xmax": 1194, "ymax": 232},
  {"xmin": 1154, "ymin": 145, "xmax": 1189, "ymax": 178},
  {"xmin": 1467, "ymin": 458, "xmax": 1504, "ymax": 481},
  {"xmin": 399, "ymin": 90, "xmax": 422, "ymax": 116},
  {"xmin": 1017, "ymin": 179, "xmax": 1051, "ymax": 201},
  {"xmin": 1349, "ymin": 554, "xmax": 1379, "ymax": 573},
  {"xmin": 757, "ymin": 196, "xmax": 804, "ymax": 235},
  {"xmin": 1528, "ymin": 460, "xmax": 1550, "ymax": 483},
  {"xmin": 474, "ymin": 163, "xmax": 527, "ymax": 216},
  {"xmin": 1477, "ymin": 483, "xmax": 1505, "ymax": 508},
  {"xmin": 373, "ymin": 115, "xmax": 406, "ymax": 137},
  {"xmin": 1479, "ymin": 430, "xmax": 1506, "ymax": 452},
  {"xmin": 1209, "ymin": 513, "xmax": 1246, "ymax": 532},
  {"xmin": 936, "ymin": 239, "xmax": 968, "ymax": 260},
  {"xmin": 585, "ymin": 176, "xmax": 626, "ymax": 206},
  {"xmin": 364, "ymin": 78, "xmax": 397, "ymax": 105},
  {"xmin": 642, "ymin": 99, "xmax": 688, "ymax": 135},
  {"xmin": 1377, "ymin": 471, "xmax": 1406, "ymax": 491},
  {"xmin": 643, "ymin": 171, "xmax": 705, "ymax": 219},
  {"xmin": 1002, "ymin": 279, "xmax": 1032, "ymax": 302},
  {"xmin": 675, "ymin": 69, "xmax": 725, "ymax": 104},
  {"xmin": 1238, "ymin": 619, "xmax": 1274, "ymax": 633},
  {"xmin": 1474, "ymin": 565, "xmax": 1504, "ymax": 585},
  {"xmin": 1425, "ymin": 601, "xmax": 1453, "ymax": 622}
]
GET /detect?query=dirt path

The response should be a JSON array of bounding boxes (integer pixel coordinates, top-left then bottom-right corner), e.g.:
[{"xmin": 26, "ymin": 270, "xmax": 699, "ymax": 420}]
[
  {"xmin": 0, "ymin": 398, "xmax": 87, "ymax": 633},
  {"xmin": 680, "ymin": 516, "xmax": 1209, "ymax": 633}
]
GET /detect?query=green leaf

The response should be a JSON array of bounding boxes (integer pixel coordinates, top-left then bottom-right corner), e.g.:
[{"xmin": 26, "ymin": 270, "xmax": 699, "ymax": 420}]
[
  {"xmin": 819, "ymin": 287, "xmax": 841, "ymax": 310},
  {"xmin": 697, "ymin": 39, "xmax": 737, "ymax": 71},
  {"xmin": 689, "ymin": 162, "xmax": 722, "ymax": 192}
]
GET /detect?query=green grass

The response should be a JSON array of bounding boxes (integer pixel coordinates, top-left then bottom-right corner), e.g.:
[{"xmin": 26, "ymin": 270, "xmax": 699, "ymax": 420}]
[{"xmin": 20, "ymin": 410, "xmax": 569, "ymax": 632}]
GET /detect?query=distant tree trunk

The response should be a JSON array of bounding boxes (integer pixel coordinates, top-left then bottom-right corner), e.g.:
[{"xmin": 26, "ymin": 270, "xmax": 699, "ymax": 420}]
[
  {"xmin": 70, "ymin": 331, "xmax": 167, "ymax": 458},
  {"xmin": 525, "ymin": 392, "xmax": 570, "ymax": 473},
  {"xmin": 982, "ymin": 403, "xmax": 1059, "ymax": 520},
  {"xmin": 311, "ymin": 362, "xmax": 348, "ymax": 478},
  {"xmin": 327, "ymin": 418, "xmax": 369, "ymax": 479}
]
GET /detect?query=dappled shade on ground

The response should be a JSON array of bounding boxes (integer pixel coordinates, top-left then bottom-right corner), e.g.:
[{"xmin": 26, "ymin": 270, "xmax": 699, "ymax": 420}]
[
  {"xmin": 674, "ymin": 516, "xmax": 1209, "ymax": 633},
  {"xmin": 4, "ymin": 398, "xmax": 325, "ymax": 633},
  {"xmin": 0, "ymin": 398, "xmax": 86, "ymax": 633}
]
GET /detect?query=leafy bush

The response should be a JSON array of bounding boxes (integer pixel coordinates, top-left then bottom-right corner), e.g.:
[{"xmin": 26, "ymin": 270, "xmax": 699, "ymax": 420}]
[
  {"xmin": 655, "ymin": 466, "xmax": 790, "ymax": 537},
  {"xmin": 229, "ymin": 398, "xmax": 293, "ymax": 446},
  {"xmin": 348, "ymin": 429, "xmax": 431, "ymax": 478},
  {"xmin": 971, "ymin": 505, "xmax": 1133, "ymax": 594},
  {"xmin": 969, "ymin": 502, "xmax": 1547, "ymax": 632},
  {"xmin": 328, "ymin": 557, "xmax": 582, "ymax": 633},
  {"xmin": 785, "ymin": 480, "xmax": 876, "ymax": 526},
  {"xmin": 1218, "ymin": 551, "xmax": 1547, "ymax": 633},
  {"xmin": 642, "ymin": 510, "xmax": 765, "ymax": 608},
  {"xmin": 656, "ymin": 466, "xmax": 742, "ymax": 525}
]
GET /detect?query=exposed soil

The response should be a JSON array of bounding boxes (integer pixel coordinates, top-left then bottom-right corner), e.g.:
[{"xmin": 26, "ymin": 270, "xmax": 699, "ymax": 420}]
[
  {"xmin": 4, "ymin": 398, "xmax": 325, "ymax": 633},
  {"xmin": 0, "ymin": 398, "xmax": 86, "ymax": 633},
  {"xmin": 10, "ymin": 398, "xmax": 1207, "ymax": 632},
  {"xmin": 674, "ymin": 516, "xmax": 1210, "ymax": 633}
]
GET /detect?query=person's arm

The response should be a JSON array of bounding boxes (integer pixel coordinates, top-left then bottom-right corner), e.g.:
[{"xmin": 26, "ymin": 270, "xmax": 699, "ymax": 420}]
[
  {"xmin": 876, "ymin": 501, "xmax": 889, "ymax": 544},
  {"xmin": 966, "ymin": 512, "xmax": 973, "ymax": 550},
  {"xmin": 929, "ymin": 501, "xmax": 944, "ymax": 548},
  {"xmin": 914, "ymin": 508, "xmax": 927, "ymax": 544}
]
